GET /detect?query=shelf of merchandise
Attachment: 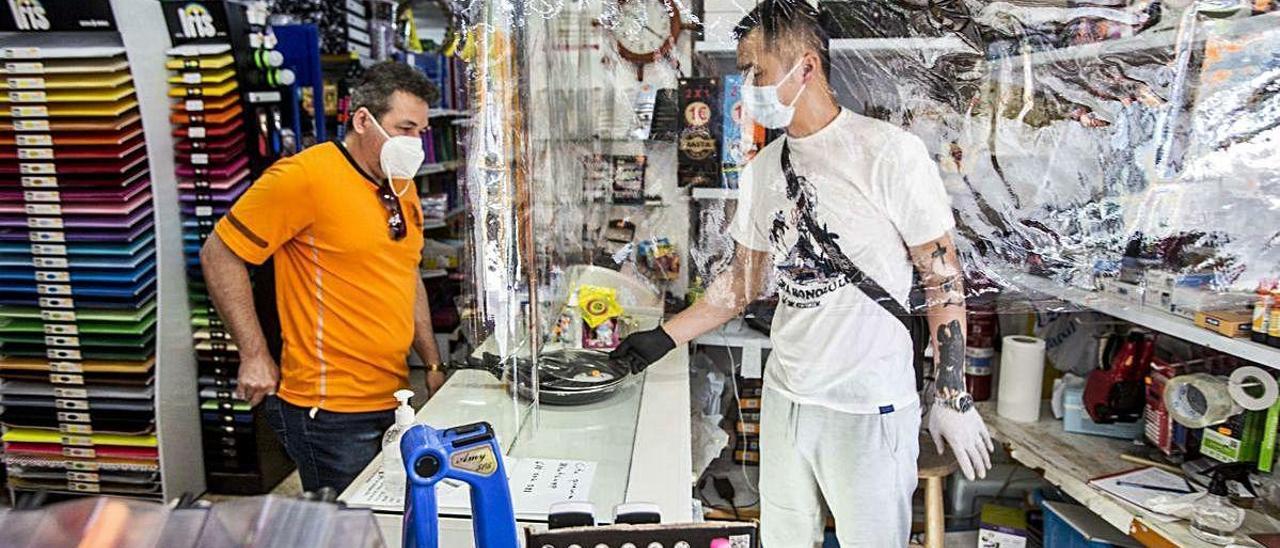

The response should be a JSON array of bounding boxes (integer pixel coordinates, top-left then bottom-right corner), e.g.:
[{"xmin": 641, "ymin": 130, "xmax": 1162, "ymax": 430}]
[
  {"xmin": 994, "ymin": 266, "xmax": 1280, "ymax": 369},
  {"xmin": 988, "ymin": 11, "xmax": 1279, "ymax": 70},
  {"xmin": 416, "ymin": 159, "xmax": 464, "ymax": 176},
  {"xmin": 977, "ymin": 401, "xmax": 1280, "ymax": 545},
  {"xmin": 695, "ymin": 36, "xmax": 976, "ymax": 57},
  {"xmin": 690, "ymin": 187, "xmax": 739, "ymax": 200}
]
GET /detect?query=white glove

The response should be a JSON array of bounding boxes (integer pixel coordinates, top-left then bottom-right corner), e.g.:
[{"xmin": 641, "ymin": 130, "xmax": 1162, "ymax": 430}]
[{"xmin": 927, "ymin": 405, "xmax": 994, "ymax": 481}]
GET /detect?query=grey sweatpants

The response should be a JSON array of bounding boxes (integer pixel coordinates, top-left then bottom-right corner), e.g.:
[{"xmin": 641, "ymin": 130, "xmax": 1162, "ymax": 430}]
[{"xmin": 760, "ymin": 388, "xmax": 921, "ymax": 547}]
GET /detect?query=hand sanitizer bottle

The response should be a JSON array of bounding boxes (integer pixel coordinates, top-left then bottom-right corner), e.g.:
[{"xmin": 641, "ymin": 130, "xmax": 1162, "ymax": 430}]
[
  {"xmin": 381, "ymin": 389, "xmax": 415, "ymax": 496},
  {"xmin": 1191, "ymin": 470, "xmax": 1246, "ymax": 545}
]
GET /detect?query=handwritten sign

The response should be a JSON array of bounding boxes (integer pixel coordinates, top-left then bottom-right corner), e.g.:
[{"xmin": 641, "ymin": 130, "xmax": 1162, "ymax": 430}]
[{"xmin": 345, "ymin": 457, "xmax": 597, "ymax": 521}]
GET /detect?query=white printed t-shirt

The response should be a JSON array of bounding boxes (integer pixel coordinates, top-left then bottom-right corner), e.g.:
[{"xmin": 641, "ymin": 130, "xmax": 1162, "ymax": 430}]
[{"xmin": 730, "ymin": 108, "xmax": 955, "ymax": 414}]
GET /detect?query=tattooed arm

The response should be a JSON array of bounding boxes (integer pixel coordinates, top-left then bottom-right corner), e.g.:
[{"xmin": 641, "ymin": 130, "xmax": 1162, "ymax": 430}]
[
  {"xmin": 908, "ymin": 233, "xmax": 970, "ymax": 410},
  {"xmin": 909, "ymin": 233, "xmax": 993, "ymax": 480}
]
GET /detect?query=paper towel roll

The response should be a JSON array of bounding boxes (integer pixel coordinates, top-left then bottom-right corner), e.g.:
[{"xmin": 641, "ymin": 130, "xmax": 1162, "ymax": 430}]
[{"xmin": 996, "ymin": 335, "xmax": 1047, "ymax": 423}]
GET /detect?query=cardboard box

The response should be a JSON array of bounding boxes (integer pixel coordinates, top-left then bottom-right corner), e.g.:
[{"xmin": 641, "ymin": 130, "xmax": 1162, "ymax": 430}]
[
  {"xmin": 1196, "ymin": 309, "xmax": 1253, "ymax": 338},
  {"xmin": 978, "ymin": 504, "xmax": 1028, "ymax": 548}
]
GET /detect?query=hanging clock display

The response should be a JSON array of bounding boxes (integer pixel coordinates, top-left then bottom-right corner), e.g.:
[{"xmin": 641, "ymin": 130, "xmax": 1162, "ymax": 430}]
[{"xmin": 609, "ymin": 0, "xmax": 684, "ymax": 79}]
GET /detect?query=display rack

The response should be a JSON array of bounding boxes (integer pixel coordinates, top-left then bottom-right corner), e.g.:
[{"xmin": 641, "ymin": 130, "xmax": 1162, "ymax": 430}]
[
  {"xmin": 995, "ymin": 266, "xmax": 1280, "ymax": 369},
  {"xmin": 158, "ymin": 0, "xmax": 295, "ymax": 495},
  {"xmin": 0, "ymin": 0, "xmax": 203, "ymax": 502}
]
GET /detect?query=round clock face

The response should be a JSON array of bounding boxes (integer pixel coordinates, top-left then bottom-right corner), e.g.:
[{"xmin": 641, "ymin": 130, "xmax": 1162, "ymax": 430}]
[{"xmin": 613, "ymin": 0, "xmax": 676, "ymax": 59}]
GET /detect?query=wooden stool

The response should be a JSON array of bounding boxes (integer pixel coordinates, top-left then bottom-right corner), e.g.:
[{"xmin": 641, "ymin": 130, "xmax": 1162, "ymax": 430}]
[{"xmin": 916, "ymin": 433, "xmax": 960, "ymax": 548}]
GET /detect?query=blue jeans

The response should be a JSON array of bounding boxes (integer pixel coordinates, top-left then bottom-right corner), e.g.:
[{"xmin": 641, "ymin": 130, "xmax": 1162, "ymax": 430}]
[{"xmin": 262, "ymin": 396, "xmax": 394, "ymax": 493}]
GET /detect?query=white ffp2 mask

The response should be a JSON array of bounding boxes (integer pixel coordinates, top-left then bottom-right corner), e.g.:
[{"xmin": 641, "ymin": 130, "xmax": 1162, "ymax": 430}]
[
  {"xmin": 364, "ymin": 109, "xmax": 425, "ymax": 187},
  {"xmin": 742, "ymin": 61, "xmax": 807, "ymax": 129}
]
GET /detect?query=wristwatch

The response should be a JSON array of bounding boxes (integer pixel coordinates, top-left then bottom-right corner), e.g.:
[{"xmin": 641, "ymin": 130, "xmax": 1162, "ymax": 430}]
[
  {"xmin": 939, "ymin": 391, "xmax": 974, "ymax": 413},
  {"xmin": 425, "ymin": 362, "xmax": 445, "ymax": 373}
]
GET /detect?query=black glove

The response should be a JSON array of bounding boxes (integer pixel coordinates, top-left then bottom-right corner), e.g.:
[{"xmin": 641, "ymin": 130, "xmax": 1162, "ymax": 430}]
[{"xmin": 610, "ymin": 327, "xmax": 676, "ymax": 373}]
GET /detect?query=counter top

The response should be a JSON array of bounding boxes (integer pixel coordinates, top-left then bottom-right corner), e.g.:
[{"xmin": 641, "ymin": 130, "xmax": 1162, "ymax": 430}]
[
  {"xmin": 339, "ymin": 344, "xmax": 692, "ymax": 544},
  {"xmin": 977, "ymin": 402, "xmax": 1280, "ymax": 547}
]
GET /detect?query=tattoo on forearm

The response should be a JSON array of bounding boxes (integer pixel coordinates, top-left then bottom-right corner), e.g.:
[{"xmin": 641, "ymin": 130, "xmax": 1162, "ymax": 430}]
[
  {"xmin": 935, "ymin": 319, "xmax": 967, "ymax": 399},
  {"xmin": 920, "ymin": 243, "xmax": 966, "ymax": 309}
]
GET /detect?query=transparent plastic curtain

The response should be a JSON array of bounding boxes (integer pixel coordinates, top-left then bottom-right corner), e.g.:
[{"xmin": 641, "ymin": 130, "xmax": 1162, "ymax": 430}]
[{"xmin": 685, "ymin": 1, "xmax": 1280, "ymax": 318}]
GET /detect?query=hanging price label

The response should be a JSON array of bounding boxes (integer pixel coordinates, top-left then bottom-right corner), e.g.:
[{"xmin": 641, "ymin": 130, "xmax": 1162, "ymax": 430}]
[
  {"xmin": 53, "ymin": 387, "xmax": 88, "ymax": 399},
  {"xmin": 21, "ymin": 175, "xmax": 56, "ymax": 187},
  {"xmin": 24, "ymin": 190, "xmax": 59, "ymax": 202},
  {"xmin": 32, "ymin": 256, "xmax": 68, "ymax": 268},
  {"xmin": 69, "ymin": 482, "xmax": 101, "ymax": 493},
  {"xmin": 44, "ymin": 323, "xmax": 77, "ymax": 335},
  {"xmin": 13, "ymin": 118, "xmax": 49, "ymax": 131},
  {"xmin": 196, "ymin": 205, "xmax": 213, "ymax": 217},
  {"xmin": 37, "ymin": 284, "xmax": 72, "ymax": 296},
  {"xmin": 3, "ymin": 62, "xmax": 43, "ymax": 73},
  {"xmin": 182, "ymin": 71, "xmax": 202, "ymax": 84},
  {"xmin": 31, "ymin": 243, "xmax": 67, "ymax": 256},
  {"xmin": 18, "ymin": 148, "xmax": 53, "ymax": 160},
  {"xmin": 55, "ymin": 399, "xmax": 89, "ymax": 410},
  {"xmin": 36, "ymin": 270, "xmax": 70, "ymax": 282},
  {"xmin": 67, "ymin": 471, "xmax": 99, "ymax": 483},
  {"xmin": 191, "ymin": 153, "xmax": 209, "ymax": 165},
  {"xmin": 42, "ymin": 310, "xmax": 76, "ymax": 322},
  {"xmin": 188, "ymin": 126, "xmax": 206, "ymax": 139},
  {"xmin": 51, "ymin": 362, "xmax": 83, "ymax": 373},
  {"xmin": 6, "ymin": 77, "xmax": 45, "ymax": 89},
  {"xmin": 47, "ymin": 347, "xmax": 83, "ymax": 360},
  {"xmin": 3, "ymin": 48, "xmax": 41, "ymax": 59},
  {"xmin": 60, "ymin": 435, "xmax": 94, "ymax": 447},
  {"xmin": 66, "ymin": 460, "xmax": 99, "ymax": 472},
  {"xmin": 10, "ymin": 105, "xmax": 48, "ymax": 117},
  {"xmin": 16, "ymin": 134, "xmax": 51, "ymax": 146},
  {"xmin": 28, "ymin": 217, "xmax": 64, "ymax": 229},
  {"xmin": 50, "ymin": 373, "xmax": 85, "ymax": 385},
  {"xmin": 30, "ymin": 231, "xmax": 66, "ymax": 243},
  {"xmin": 19, "ymin": 162, "xmax": 55, "ymax": 174},
  {"xmin": 24, "ymin": 203, "xmax": 61, "ymax": 215},
  {"xmin": 185, "ymin": 99, "xmax": 204, "ymax": 111},
  {"xmin": 63, "ymin": 447, "xmax": 96, "ymax": 459},
  {"xmin": 57, "ymin": 411, "xmax": 90, "ymax": 423},
  {"xmin": 9, "ymin": 90, "xmax": 47, "ymax": 102},
  {"xmin": 44, "ymin": 334, "xmax": 80, "ymax": 346}
]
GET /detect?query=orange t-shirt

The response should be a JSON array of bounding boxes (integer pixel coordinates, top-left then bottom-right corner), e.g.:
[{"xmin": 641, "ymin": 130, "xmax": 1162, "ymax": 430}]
[{"xmin": 215, "ymin": 142, "xmax": 424, "ymax": 412}]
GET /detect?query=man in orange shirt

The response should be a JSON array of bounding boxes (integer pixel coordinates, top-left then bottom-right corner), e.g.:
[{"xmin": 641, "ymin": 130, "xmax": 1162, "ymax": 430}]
[{"xmin": 200, "ymin": 62, "xmax": 446, "ymax": 492}]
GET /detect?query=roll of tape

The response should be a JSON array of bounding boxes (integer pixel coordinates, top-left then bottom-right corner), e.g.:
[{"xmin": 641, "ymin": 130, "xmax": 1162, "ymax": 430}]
[
  {"xmin": 1228, "ymin": 366, "xmax": 1279, "ymax": 411},
  {"xmin": 1164, "ymin": 373, "xmax": 1242, "ymax": 429}
]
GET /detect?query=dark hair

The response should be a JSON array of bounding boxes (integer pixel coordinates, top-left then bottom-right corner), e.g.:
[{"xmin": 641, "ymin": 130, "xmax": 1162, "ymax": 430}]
[
  {"xmin": 732, "ymin": 0, "xmax": 831, "ymax": 78},
  {"xmin": 350, "ymin": 61, "xmax": 439, "ymax": 125}
]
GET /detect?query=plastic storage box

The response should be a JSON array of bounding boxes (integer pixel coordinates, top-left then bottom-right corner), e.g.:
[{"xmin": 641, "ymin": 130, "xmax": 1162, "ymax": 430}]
[{"xmin": 1041, "ymin": 501, "xmax": 1140, "ymax": 548}]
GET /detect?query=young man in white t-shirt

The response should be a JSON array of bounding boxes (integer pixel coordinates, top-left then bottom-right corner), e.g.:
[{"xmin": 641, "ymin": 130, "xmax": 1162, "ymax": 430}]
[{"xmin": 611, "ymin": 1, "xmax": 993, "ymax": 545}]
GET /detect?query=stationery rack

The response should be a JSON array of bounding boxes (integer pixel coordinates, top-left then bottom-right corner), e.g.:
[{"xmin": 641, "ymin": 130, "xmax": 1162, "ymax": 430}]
[
  {"xmin": 0, "ymin": 16, "xmax": 200, "ymax": 499},
  {"xmin": 160, "ymin": 0, "xmax": 293, "ymax": 495}
]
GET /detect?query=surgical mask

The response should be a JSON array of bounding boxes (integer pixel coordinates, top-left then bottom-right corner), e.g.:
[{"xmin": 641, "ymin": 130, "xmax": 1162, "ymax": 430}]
[
  {"xmin": 364, "ymin": 108, "xmax": 425, "ymax": 194},
  {"xmin": 742, "ymin": 61, "xmax": 807, "ymax": 129}
]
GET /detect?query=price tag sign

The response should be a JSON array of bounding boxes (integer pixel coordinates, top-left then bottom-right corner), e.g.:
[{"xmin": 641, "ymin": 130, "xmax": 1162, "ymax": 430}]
[
  {"xmin": 32, "ymin": 256, "xmax": 69, "ymax": 268},
  {"xmin": 31, "ymin": 243, "xmax": 67, "ymax": 256},
  {"xmin": 13, "ymin": 119, "xmax": 49, "ymax": 131},
  {"xmin": 182, "ymin": 72, "xmax": 202, "ymax": 84},
  {"xmin": 185, "ymin": 99, "xmax": 204, "ymax": 111},
  {"xmin": 55, "ymin": 398, "xmax": 89, "ymax": 410},
  {"xmin": 3, "ymin": 48, "xmax": 41, "ymax": 59},
  {"xmin": 66, "ymin": 460, "xmax": 99, "ymax": 472},
  {"xmin": 28, "ymin": 217, "xmax": 64, "ymax": 229},
  {"xmin": 21, "ymin": 175, "xmax": 57, "ymax": 187},
  {"xmin": 7, "ymin": 77, "xmax": 45, "ymax": 89},
  {"xmin": 191, "ymin": 153, "xmax": 209, "ymax": 165},
  {"xmin": 44, "ymin": 334, "xmax": 80, "ymax": 346},
  {"xmin": 16, "ymin": 134, "xmax": 51, "ymax": 146},
  {"xmin": 9, "ymin": 90, "xmax": 47, "ymax": 102},
  {"xmin": 57, "ymin": 411, "xmax": 90, "ymax": 423},
  {"xmin": 30, "ymin": 231, "xmax": 66, "ymax": 242},
  {"xmin": 67, "ymin": 471, "xmax": 100, "ymax": 483},
  {"xmin": 43, "ymin": 323, "xmax": 77, "ymax": 335},
  {"xmin": 64, "ymin": 447, "xmax": 96, "ymax": 458},
  {"xmin": 53, "ymin": 387, "xmax": 88, "ymax": 399},
  {"xmin": 50, "ymin": 374, "xmax": 85, "ymax": 385},
  {"xmin": 24, "ymin": 203, "xmax": 61, "ymax": 215},
  {"xmin": 4, "ymin": 61, "xmax": 43, "ymax": 73},
  {"xmin": 19, "ymin": 162, "xmax": 56, "ymax": 174},
  {"xmin": 51, "ymin": 361, "xmax": 84, "ymax": 373},
  {"xmin": 37, "ymin": 284, "xmax": 72, "ymax": 296},
  {"xmin": 10, "ymin": 105, "xmax": 48, "ymax": 117},
  {"xmin": 42, "ymin": 310, "xmax": 76, "ymax": 322},
  {"xmin": 46, "ymin": 347, "xmax": 81, "ymax": 359},
  {"xmin": 18, "ymin": 148, "xmax": 53, "ymax": 160},
  {"xmin": 59, "ymin": 423, "xmax": 92, "ymax": 435},
  {"xmin": 188, "ymin": 126, "xmax": 206, "ymax": 138},
  {"xmin": 69, "ymin": 482, "xmax": 101, "ymax": 493}
]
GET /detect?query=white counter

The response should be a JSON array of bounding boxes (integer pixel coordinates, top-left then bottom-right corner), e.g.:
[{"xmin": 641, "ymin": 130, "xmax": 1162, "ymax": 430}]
[{"xmin": 339, "ymin": 346, "xmax": 692, "ymax": 546}]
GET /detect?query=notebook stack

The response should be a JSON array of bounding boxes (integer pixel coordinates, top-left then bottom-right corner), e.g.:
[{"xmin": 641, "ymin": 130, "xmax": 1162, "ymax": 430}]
[{"xmin": 0, "ymin": 38, "xmax": 162, "ymax": 498}]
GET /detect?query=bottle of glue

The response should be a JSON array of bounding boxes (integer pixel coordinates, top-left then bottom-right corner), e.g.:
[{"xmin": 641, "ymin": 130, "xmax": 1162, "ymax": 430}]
[{"xmin": 382, "ymin": 389, "xmax": 415, "ymax": 496}]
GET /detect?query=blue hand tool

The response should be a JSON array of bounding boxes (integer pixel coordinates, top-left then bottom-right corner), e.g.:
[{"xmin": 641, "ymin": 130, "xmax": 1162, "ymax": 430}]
[{"xmin": 401, "ymin": 422, "xmax": 518, "ymax": 548}]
